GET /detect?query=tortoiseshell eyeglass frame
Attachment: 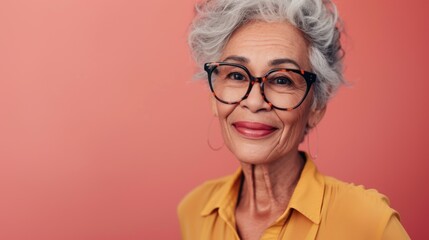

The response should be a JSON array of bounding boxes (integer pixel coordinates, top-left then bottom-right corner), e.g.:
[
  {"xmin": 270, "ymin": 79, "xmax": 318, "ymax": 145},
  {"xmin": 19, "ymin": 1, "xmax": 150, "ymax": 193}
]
[{"xmin": 204, "ymin": 62, "xmax": 317, "ymax": 111}]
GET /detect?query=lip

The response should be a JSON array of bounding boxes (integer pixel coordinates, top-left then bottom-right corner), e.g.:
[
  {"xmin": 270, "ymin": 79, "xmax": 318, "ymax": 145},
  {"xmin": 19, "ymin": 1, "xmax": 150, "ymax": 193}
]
[{"xmin": 232, "ymin": 121, "xmax": 278, "ymax": 139}]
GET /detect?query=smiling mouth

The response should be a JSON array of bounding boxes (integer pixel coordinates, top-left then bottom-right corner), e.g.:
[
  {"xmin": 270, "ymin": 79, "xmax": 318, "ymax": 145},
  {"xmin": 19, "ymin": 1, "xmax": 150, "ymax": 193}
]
[{"xmin": 232, "ymin": 121, "xmax": 278, "ymax": 139}]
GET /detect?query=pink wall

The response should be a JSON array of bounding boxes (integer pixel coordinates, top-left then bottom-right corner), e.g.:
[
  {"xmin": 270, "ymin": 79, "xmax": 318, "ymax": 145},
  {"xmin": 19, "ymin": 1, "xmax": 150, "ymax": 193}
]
[{"xmin": 0, "ymin": 0, "xmax": 428, "ymax": 239}]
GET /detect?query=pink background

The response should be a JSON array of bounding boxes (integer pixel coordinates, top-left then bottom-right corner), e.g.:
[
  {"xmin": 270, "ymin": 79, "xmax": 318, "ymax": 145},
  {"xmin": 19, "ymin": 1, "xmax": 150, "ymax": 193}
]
[{"xmin": 1, "ymin": 0, "xmax": 428, "ymax": 239}]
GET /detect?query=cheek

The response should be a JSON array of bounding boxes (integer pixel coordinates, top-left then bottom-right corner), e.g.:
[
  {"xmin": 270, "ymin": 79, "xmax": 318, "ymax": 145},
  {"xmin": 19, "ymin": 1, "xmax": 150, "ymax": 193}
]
[
  {"xmin": 215, "ymin": 102, "xmax": 236, "ymax": 138},
  {"xmin": 279, "ymin": 92, "xmax": 315, "ymax": 143},
  {"xmin": 276, "ymin": 109, "xmax": 309, "ymax": 149},
  {"xmin": 215, "ymin": 101, "xmax": 236, "ymax": 121}
]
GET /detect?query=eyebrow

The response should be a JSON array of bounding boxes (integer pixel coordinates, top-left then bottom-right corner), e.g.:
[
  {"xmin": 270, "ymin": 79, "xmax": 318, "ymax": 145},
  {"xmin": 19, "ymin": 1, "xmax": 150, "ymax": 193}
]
[
  {"xmin": 269, "ymin": 58, "xmax": 300, "ymax": 69},
  {"xmin": 222, "ymin": 55, "xmax": 301, "ymax": 69},
  {"xmin": 222, "ymin": 55, "xmax": 249, "ymax": 64}
]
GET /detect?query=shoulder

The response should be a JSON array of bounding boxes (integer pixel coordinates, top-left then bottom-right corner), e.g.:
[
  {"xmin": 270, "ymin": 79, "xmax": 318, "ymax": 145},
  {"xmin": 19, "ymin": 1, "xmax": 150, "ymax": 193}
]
[
  {"xmin": 177, "ymin": 174, "xmax": 236, "ymax": 239},
  {"xmin": 319, "ymin": 175, "xmax": 399, "ymax": 238},
  {"xmin": 177, "ymin": 174, "xmax": 234, "ymax": 223},
  {"xmin": 323, "ymin": 175, "xmax": 394, "ymax": 213},
  {"xmin": 324, "ymin": 175, "xmax": 391, "ymax": 203}
]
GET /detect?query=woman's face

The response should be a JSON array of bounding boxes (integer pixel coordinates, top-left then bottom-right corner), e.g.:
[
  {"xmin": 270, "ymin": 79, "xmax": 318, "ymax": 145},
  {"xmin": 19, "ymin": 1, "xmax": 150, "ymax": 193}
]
[{"xmin": 212, "ymin": 20, "xmax": 325, "ymax": 164}]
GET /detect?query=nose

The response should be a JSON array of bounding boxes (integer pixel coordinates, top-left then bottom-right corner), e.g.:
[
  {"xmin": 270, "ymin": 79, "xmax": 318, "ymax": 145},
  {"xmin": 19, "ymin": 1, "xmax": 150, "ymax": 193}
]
[{"xmin": 239, "ymin": 81, "xmax": 272, "ymax": 112}]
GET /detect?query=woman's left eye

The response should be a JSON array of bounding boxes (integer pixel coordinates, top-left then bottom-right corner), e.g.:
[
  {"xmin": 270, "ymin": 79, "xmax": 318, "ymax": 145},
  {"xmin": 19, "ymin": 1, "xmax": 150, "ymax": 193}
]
[{"xmin": 270, "ymin": 77, "xmax": 293, "ymax": 86}]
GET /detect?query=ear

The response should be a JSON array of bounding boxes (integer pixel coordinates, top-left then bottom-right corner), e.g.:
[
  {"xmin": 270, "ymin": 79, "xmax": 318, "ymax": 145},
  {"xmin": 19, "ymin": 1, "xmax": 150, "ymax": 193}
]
[
  {"xmin": 308, "ymin": 105, "xmax": 327, "ymax": 128},
  {"xmin": 210, "ymin": 95, "xmax": 218, "ymax": 117}
]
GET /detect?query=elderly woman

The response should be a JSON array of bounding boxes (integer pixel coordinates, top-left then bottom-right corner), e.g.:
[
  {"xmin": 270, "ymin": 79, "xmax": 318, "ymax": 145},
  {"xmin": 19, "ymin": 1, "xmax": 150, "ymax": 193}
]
[{"xmin": 178, "ymin": 0, "xmax": 409, "ymax": 239}]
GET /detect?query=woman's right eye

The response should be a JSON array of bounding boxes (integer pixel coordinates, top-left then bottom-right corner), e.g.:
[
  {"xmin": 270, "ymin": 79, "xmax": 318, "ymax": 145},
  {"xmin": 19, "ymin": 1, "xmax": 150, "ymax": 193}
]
[{"xmin": 226, "ymin": 72, "xmax": 246, "ymax": 81}]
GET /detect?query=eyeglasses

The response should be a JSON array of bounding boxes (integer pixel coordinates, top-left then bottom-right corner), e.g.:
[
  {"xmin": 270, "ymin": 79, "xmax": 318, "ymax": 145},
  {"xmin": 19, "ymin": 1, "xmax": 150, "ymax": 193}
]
[{"xmin": 204, "ymin": 62, "xmax": 317, "ymax": 111}]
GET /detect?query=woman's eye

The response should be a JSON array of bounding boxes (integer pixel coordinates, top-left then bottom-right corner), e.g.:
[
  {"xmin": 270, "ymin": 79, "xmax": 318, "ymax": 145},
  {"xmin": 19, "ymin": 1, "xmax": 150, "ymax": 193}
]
[
  {"xmin": 227, "ymin": 72, "xmax": 246, "ymax": 81},
  {"xmin": 271, "ymin": 77, "xmax": 293, "ymax": 86}
]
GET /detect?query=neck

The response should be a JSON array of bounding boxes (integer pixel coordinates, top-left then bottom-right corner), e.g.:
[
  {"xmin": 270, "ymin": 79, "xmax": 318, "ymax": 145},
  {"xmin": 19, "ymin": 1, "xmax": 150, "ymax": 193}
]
[{"xmin": 238, "ymin": 151, "xmax": 305, "ymax": 215}]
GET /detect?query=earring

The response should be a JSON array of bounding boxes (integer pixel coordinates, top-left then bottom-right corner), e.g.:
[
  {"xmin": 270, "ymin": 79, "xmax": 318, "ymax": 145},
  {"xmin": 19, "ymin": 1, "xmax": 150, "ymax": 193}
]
[
  {"xmin": 207, "ymin": 116, "xmax": 224, "ymax": 151},
  {"xmin": 307, "ymin": 126, "xmax": 319, "ymax": 160}
]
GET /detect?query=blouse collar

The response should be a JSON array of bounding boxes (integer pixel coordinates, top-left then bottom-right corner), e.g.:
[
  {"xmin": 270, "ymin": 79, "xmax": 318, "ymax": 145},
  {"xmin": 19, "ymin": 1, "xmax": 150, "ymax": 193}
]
[{"xmin": 200, "ymin": 152, "xmax": 325, "ymax": 225}]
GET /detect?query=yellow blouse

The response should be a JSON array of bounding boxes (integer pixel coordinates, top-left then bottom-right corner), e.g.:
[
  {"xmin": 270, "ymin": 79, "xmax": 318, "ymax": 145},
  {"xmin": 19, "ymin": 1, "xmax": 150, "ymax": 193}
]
[{"xmin": 178, "ymin": 154, "xmax": 410, "ymax": 239}]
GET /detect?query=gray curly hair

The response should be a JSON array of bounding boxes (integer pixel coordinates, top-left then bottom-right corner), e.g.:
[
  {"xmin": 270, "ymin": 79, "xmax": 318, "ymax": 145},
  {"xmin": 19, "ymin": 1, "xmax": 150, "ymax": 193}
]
[{"xmin": 188, "ymin": 0, "xmax": 345, "ymax": 109}]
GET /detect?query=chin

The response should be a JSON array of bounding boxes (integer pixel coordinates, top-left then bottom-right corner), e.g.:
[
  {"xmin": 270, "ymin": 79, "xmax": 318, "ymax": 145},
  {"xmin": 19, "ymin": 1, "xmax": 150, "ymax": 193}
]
[{"xmin": 229, "ymin": 144, "xmax": 281, "ymax": 165}]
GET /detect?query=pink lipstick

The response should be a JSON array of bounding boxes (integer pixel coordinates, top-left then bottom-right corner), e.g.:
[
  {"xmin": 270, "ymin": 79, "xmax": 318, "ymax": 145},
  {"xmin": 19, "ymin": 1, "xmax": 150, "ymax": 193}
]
[{"xmin": 232, "ymin": 121, "xmax": 277, "ymax": 139}]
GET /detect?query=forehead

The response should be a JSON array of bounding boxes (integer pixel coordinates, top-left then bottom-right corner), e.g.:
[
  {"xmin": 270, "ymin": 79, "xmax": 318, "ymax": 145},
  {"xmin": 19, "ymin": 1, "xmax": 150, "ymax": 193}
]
[{"xmin": 221, "ymin": 21, "xmax": 310, "ymax": 70}]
